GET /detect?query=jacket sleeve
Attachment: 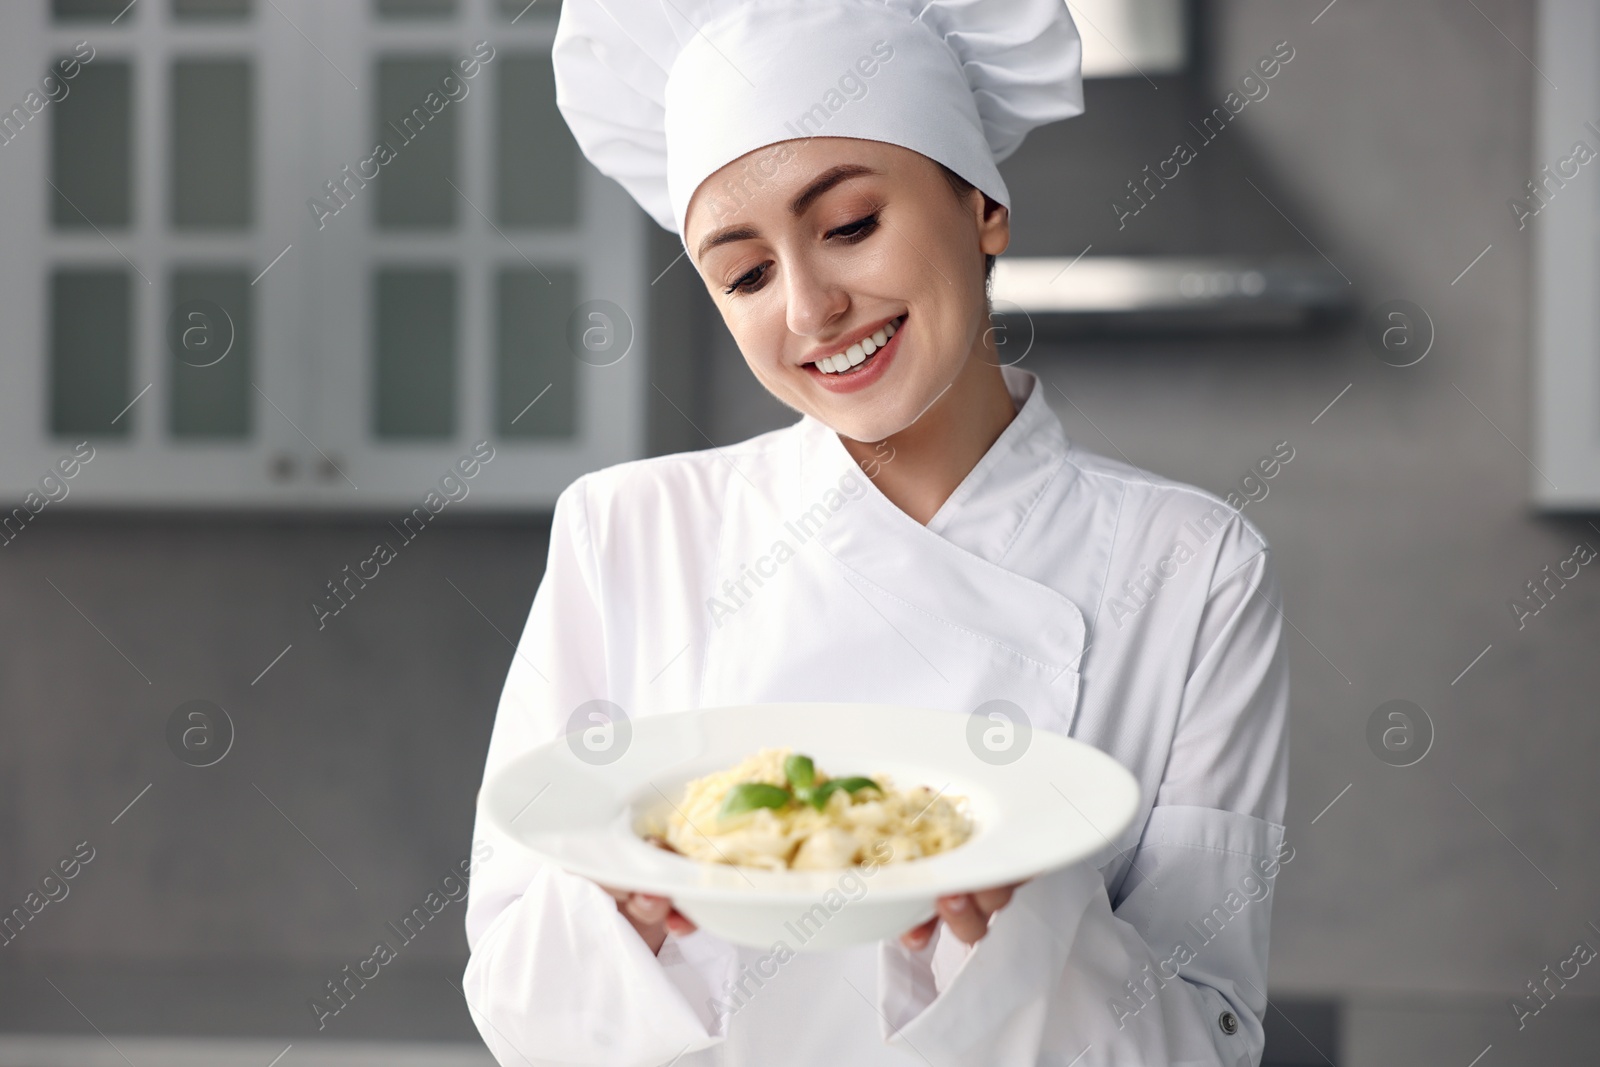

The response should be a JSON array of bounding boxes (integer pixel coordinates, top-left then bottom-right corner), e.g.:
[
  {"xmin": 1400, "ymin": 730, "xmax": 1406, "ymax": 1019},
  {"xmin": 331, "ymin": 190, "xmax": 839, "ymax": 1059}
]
[
  {"xmin": 876, "ymin": 545, "xmax": 1291, "ymax": 1067},
  {"xmin": 462, "ymin": 480, "xmax": 738, "ymax": 1067}
]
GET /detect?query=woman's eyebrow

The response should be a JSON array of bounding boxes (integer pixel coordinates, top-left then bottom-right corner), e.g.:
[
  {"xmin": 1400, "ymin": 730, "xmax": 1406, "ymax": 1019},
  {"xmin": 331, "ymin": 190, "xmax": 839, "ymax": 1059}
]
[
  {"xmin": 694, "ymin": 164, "xmax": 879, "ymax": 261},
  {"xmin": 696, "ymin": 224, "xmax": 759, "ymax": 261},
  {"xmin": 788, "ymin": 163, "xmax": 877, "ymax": 216}
]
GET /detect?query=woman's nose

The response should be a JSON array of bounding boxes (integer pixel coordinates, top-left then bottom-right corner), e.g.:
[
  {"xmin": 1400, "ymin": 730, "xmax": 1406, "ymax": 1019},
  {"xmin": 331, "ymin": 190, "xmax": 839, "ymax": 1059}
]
[{"xmin": 784, "ymin": 259, "xmax": 849, "ymax": 338}]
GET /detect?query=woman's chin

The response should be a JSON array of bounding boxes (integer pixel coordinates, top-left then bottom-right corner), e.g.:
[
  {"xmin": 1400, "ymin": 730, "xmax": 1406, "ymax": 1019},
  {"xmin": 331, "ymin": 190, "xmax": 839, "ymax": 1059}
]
[
  {"xmin": 777, "ymin": 349, "xmax": 964, "ymax": 443},
  {"xmin": 825, "ymin": 373, "xmax": 970, "ymax": 442},
  {"xmin": 808, "ymin": 397, "xmax": 932, "ymax": 445}
]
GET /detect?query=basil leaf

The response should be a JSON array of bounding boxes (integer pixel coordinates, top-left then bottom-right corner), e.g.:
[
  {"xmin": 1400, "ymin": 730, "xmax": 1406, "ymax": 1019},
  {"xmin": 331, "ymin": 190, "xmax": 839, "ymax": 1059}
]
[
  {"xmin": 719, "ymin": 782, "xmax": 792, "ymax": 820},
  {"xmin": 784, "ymin": 754, "xmax": 816, "ymax": 796},
  {"xmin": 808, "ymin": 776, "xmax": 880, "ymax": 810}
]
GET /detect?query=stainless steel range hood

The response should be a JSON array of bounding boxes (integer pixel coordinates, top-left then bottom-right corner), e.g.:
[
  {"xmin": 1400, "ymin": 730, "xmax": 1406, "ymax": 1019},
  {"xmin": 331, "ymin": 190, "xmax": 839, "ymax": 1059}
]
[
  {"xmin": 991, "ymin": 0, "xmax": 1355, "ymax": 334},
  {"xmin": 992, "ymin": 255, "xmax": 1351, "ymax": 333}
]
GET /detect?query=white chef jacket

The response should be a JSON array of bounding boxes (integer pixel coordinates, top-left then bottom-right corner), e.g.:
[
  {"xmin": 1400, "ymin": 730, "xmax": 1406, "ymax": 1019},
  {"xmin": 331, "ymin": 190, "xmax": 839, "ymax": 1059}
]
[{"xmin": 463, "ymin": 366, "xmax": 1290, "ymax": 1067}]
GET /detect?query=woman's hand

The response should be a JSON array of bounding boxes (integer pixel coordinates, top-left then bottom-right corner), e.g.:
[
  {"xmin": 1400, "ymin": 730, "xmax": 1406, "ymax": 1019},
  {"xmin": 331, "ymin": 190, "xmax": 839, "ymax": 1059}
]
[
  {"xmin": 599, "ymin": 885, "xmax": 697, "ymax": 954},
  {"xmin": 899, "ymin": 882, "xmax": 1023, "ymax": 950},
  {"xmin": 602, "ymin": 880, "xmax": 1022, "ymax": 954}
]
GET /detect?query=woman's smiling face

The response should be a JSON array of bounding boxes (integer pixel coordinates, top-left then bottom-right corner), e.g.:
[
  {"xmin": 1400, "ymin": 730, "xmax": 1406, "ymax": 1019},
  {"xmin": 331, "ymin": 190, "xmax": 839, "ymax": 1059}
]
[{"xmin": 684, "ymin": 137, "xmax": 1010, "ymax": 443}]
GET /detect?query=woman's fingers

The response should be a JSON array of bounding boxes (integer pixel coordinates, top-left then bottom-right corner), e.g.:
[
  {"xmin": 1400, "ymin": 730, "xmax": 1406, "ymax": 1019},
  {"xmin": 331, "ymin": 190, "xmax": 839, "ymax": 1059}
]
[
  {"xmin": 626, "ymin": 894, "xmax": 670, "ymax": 924},
  {"xmin": 972, "ymin": 884, "xmax": 1015, "ymax": 914},
  {"xmin": 609, "ymin": 882, "xmax": 1026, "ymax": 950},
  {"xmin": 899, "ymin": 915, "xmax": 939, "ymax": 950},
  {"xmin": 630, "ymin": 893, "xmax": 696, "ymax": 933},
  {"xmin": 596, "ymin": 885, "xmax": 698, "ymax": 942},
  {"xmin": 936, "ymin": 883, "xmax": 1022, "ymax": 945},
  {"xmin": 936, "ymin": 893, "xmax": 988, "ymax": 944}
]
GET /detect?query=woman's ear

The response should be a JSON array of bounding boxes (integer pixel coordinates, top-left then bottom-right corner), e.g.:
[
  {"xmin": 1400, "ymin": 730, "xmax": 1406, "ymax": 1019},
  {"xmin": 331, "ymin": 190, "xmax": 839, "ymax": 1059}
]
[{"xmin": 977, "ymin": 196, "xmax": 1010, "ymax": 257}]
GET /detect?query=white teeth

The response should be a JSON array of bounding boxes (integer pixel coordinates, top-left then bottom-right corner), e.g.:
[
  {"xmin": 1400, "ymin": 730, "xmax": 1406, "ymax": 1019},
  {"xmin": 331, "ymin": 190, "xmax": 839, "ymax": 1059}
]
[{"xmin": 813, "ymin": 315, "xmax": 904, "ymax": 374}]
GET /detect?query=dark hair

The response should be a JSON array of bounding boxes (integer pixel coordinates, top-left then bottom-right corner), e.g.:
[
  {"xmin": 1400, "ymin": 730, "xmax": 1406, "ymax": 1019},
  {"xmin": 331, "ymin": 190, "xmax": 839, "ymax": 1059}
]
[{"xmin": 938, "ymin": 164, "xmax": 998, "ymax": 287}]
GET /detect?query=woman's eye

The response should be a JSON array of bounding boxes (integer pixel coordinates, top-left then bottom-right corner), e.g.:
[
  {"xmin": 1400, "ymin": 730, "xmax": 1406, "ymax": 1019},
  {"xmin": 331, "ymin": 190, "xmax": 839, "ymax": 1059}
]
[
  {"xmin": 724, "ymin": 263, "xmax": 769, "ymax": 295},
  {"xmin": 828, "ymin": 213, "xmax": 879, "ymax": 241},
  {"xmin": 719, "ymin": 215, "xmax": 876, "ymax": 295}
]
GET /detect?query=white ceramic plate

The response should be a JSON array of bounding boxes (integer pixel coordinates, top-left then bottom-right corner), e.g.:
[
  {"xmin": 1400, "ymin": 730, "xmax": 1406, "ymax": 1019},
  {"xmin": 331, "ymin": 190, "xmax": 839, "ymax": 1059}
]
[{"xmin": 485, "ymin": 702, "xmax": 1141, "ymax": 951}]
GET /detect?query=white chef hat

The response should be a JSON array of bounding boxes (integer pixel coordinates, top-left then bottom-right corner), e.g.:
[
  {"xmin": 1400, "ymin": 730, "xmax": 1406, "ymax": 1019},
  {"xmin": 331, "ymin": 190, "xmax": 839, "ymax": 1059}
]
[{"xmin": 552, "ymin": 0, "xmax": 1085, "ymax": 236}]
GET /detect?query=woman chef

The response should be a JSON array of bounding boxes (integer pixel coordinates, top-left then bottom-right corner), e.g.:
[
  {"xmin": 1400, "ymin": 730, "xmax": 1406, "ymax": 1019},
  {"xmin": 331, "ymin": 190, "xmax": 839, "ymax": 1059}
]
[{"xmin": 464, "ymin": 0, "xmax": 1290, "ymax": 1064}]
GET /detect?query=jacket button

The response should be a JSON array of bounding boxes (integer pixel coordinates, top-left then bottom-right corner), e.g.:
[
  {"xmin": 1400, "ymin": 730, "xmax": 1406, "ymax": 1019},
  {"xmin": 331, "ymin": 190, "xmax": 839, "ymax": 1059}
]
[{"xmin": 1218, "ymin": 1010, "xmax": 1239, "ymax": 1035}]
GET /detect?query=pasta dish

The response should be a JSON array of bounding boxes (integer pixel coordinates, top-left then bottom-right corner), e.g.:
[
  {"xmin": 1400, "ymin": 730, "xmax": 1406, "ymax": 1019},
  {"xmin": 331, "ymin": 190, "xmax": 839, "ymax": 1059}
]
[{"xmin": 644, "ymin": 747, "xmax": 972, "ymax": 871}]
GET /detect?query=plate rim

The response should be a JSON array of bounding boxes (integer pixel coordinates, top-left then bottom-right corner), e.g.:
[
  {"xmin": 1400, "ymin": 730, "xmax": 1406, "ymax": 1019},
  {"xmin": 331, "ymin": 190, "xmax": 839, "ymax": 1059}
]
[{"xmin": 486, "ymin": 702, "xmax": 1142, "ymax": 903}]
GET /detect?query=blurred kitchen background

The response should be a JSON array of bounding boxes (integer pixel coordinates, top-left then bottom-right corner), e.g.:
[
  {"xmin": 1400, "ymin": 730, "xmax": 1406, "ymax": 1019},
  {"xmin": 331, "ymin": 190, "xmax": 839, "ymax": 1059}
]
[{"xmin": 1, "ymin": 0, "xmax": 1596, "ymax": 1064}]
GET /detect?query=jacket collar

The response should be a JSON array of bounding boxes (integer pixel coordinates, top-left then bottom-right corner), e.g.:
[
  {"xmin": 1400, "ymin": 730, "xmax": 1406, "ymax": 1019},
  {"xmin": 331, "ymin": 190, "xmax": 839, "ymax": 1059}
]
[
  {"xmin": 786, "ymin": 367, "xmax": 1087, "ymax": 673},
  {"xmin": 794, "ymin": 366, "xmax": 1067, "ymax": 566}
]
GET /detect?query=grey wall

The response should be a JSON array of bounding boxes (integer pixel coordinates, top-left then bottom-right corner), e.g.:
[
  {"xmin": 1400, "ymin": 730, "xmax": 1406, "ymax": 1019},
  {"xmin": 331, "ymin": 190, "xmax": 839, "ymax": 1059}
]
[
  {"xmin": 3, "ymin": 0, "xmax": 1596, "ymax": 1058},
  {"xmin": 0, "ymin": 514, "xmax": 548, "ymax": 1038}
]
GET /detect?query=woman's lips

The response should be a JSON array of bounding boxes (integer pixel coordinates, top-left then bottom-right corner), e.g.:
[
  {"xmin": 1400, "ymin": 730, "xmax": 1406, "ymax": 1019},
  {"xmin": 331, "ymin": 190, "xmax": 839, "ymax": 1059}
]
[{"xmin": 804, "ymin": 315, "xmax": 904, "ymax": 394}]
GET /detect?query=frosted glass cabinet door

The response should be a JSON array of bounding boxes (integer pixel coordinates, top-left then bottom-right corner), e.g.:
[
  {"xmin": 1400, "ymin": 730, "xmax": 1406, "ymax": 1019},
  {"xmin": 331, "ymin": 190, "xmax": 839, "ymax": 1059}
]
[
  {"xmin": 50, "ymin": 269, "xmax": 133, "ymax": 438},
  {"xmin": 50, "ymin": 60, "xmax": 132, "ymax": 229},
  {"xmin": 0, "ymin": 0, "xmax": 645, "ymax": 509},
  {"xmin": 303, "ymin": 0, "xmax": 647, "ymax": 508},
  {"xmin": 169, "ymin": 268, "xmax": 253, "ymax": 439},
  {"xmin": 496, "ymin": 266, "xmax": 578, "ymax": 440},
  {"xmin": 373, "ymin": 266, "xmax": 458, "ymax": 438},
  {"xmin": 170, "ymin": 59, "xmax": 253, "ymax": 229},
  {"xmin": 0, "ymin": 0, "xmax": 311, "ymax": 506},
  {"xmin": 496, "ymin": 52, "xmax": 576, "ymax": 228},
  {"xmin": 374, "ymin": 56, "xmax": 462, "ymax": 230}
]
